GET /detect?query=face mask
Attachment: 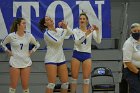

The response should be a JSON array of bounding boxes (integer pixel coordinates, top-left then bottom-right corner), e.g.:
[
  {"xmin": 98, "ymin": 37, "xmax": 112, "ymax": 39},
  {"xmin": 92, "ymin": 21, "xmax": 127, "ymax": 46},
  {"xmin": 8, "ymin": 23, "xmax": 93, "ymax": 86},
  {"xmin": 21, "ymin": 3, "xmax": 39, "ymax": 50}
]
[{"xmin": 132, "ymin": 32, "xmax": 140, "ymax": 40}]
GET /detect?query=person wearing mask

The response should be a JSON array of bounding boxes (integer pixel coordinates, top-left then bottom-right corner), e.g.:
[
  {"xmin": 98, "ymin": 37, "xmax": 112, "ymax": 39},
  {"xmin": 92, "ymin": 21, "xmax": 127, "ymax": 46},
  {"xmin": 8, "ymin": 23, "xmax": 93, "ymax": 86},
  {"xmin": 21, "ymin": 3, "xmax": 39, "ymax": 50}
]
[{"xmin": 123, "ymin": 23, "xmax": 140, "ymax": 93}]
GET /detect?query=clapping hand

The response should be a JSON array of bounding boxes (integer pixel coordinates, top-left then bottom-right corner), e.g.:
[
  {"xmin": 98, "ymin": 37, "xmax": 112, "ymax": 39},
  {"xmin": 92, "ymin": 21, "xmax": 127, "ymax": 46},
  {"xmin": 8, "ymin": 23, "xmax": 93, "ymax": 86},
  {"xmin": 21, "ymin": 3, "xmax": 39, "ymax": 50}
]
[
  {"xmin": 58, "ymin": 20, "xmax": 68, "ymax": 29},
  {"xmin": 85, "ymin": 26, "xmax": 93, "ymax": 36},
  {"xmin": 91, "ymin": 25, "xmax": 99, "ymax": 32}
]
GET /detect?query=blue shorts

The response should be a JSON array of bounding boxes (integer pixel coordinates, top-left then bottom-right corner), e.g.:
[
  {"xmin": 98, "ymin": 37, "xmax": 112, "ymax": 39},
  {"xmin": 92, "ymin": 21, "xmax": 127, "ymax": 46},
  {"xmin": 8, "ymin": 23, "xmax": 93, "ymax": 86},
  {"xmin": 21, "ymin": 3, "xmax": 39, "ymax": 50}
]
[
  {"xmin": 72, "ymin": 50, "xmax": 91, "ymax": 62},
  {"xmin": 45, "ymin": 61, "xmax": 66, "ymax": 66}
]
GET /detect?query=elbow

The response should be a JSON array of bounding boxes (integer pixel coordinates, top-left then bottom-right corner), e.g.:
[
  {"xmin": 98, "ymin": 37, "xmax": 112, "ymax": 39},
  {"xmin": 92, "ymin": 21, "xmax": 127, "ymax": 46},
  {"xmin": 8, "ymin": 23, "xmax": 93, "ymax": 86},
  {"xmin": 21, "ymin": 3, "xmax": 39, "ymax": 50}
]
[
  {"xmin": 75, "ymin": 41, "xmax": 81, "ymax": 45},
  {"xmin": 67, "ymin": 27, "xmax": 73, "ymax": 34},
  {"xmin": 0, "ymin": 41, "xmax": 4, "ymax": 47},
  {"xmin": 36, "ymin": 44, "xmax": 40, "ymax": 50},
  {"xmin": 37, "ymin": 43, "xmax": 40, "ymax": 48},
  {"xmin": 51, "ymin": 40, "xmax": 62, "ymax": 45},
  {"xmin": 57, "ymin": 40, "xmax": 63, "ymax": 45},
  {"xmin": 1, "ymin": 45, "xmax": 8, "ymax": 51},
  {"xmin": 96, "ymin": 39, "xmax": 101, "ymax": 44},
  {"xmin": 35, "ymin": 42, "xmax": 40, "ymax": 49},
  {"xmin": 1, "ymin": 43, "xmax": 7, "ymax": 51}
]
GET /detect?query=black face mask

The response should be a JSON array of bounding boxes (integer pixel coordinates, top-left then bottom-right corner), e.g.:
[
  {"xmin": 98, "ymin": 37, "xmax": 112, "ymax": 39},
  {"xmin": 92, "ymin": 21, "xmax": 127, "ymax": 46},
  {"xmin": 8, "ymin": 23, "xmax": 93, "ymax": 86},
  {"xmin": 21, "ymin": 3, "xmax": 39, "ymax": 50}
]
[{"xmin": 132, "ymin": 32, "xmax": 140, "ymax": 40}]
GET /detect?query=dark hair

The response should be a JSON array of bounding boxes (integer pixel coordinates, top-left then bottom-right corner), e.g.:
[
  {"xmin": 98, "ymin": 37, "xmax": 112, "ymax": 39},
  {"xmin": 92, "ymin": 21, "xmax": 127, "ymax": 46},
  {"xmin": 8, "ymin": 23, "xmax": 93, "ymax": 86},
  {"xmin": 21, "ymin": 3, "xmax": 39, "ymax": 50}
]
[
  {"xmin": 39, "ymin": 17, "xmax": 48, "ymax": 32},
  {"xmin": 80, "ymin": 12, "xmax": 88, "ymax": 20},
  {"xmin": 10, "ymin": 18, "xmax": 25, "ymax": 33}
]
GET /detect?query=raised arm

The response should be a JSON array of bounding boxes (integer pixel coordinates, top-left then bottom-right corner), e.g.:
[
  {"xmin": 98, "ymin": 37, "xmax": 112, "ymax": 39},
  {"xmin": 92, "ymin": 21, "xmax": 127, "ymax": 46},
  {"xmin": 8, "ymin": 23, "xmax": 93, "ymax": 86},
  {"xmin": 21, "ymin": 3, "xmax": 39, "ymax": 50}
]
[
  {"xmin": 58, "ymin": 20, "xmax": 73, "ymax": 36},
  {"xmin": 92, "ymin": 25, "xmax": 102, "ymax": 44},
  {"xmin": 72, "ymin": 29, "xmax": 86, "ymax": 45},
  {"xmin": 44, "ymin": 29, "xmax": 67, "ymax": 44}
]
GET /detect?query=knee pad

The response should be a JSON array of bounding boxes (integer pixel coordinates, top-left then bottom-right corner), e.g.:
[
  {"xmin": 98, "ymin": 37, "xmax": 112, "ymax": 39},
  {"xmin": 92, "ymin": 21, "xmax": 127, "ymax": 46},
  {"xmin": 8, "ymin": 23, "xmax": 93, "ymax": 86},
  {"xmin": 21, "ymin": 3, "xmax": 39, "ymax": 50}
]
[
  {"xmin": 47, "ymin": 83, "xmax": 55, "ymax": 89},
  {"xmin": 9, "ymin": 87, "xmax": 16, "ymax": 93},
  {"xmin": 71, "ymin": 77, "xmax": 77, "ymax": 84},
  {"xmin": 61, "ymin": 82, "xmax": 69, "ymax": 89},
  {"xmin": 23, "ymin": 88, "xmax": 29, "ymax": 93},
  {"xmin": 83, "ymin": 79, "xmax": 90, "ymax": 84}
]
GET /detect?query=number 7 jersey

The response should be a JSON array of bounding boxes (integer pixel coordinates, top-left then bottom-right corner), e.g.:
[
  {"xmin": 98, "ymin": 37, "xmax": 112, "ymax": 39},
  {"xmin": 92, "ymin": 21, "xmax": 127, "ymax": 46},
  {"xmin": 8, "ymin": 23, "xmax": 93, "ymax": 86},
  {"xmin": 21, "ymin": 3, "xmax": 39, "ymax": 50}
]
[{"xmin": 1, "ymin": 32, "xmax": 40, "ymax": 68}]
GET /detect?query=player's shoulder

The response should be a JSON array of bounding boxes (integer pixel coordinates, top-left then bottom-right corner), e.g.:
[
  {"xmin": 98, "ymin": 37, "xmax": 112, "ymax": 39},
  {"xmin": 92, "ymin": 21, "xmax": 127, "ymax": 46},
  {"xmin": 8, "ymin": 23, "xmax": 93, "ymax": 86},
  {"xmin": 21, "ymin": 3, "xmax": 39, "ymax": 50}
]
[
  {"xmin": 9, "ymin": 32, "xmax": 15, "ymax": 35},
  {"xmin": 8, "ymin": 32, "xmax": 16, "ymax": 37},
  {"xmin": 72, "ymin": 28, "xmax": 80, "ymax": 34},
  {"xmin": 73, "ymin": 27, "xmax": 79, "ymax": 31},
  {"xmin": 56, "ymin": 28, "xmax": 63, "ymax": 31}
]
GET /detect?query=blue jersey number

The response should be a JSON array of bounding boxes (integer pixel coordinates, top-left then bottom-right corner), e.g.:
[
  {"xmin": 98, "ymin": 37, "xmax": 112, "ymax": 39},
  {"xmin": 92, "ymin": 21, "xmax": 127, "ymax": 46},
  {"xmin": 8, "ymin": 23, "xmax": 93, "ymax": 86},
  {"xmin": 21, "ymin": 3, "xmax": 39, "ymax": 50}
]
[
  {"xmin": 20, "ymin": 43, "xmax": 23, "ymax": 50},
  {"xmin": 82, "ymin": 39, "xmax": 87, "ymax": 44}
]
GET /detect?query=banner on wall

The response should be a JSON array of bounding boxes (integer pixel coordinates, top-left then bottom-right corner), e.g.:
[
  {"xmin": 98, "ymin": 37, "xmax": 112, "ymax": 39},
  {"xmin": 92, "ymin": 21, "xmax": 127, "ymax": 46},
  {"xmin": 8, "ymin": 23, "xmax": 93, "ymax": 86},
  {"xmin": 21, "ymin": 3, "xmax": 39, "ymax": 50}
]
[{"xmin": 0, "ymin": 0, "xmax": 111, "ymax": 39}]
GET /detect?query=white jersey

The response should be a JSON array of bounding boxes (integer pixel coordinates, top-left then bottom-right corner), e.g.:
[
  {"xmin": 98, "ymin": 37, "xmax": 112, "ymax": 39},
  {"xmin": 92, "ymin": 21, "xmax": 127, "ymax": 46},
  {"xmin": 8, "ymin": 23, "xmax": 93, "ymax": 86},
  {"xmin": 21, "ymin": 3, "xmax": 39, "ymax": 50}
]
[
  {"xmin": 123, "ymin": 36, "xmax": 140, "ymax": 68},
  {"xmin": 72, "ymin": 28, "xmax": 102, "ymax": 53},
  {"xmin": 44, "ymin": 28, "xmax": 71, "ymax": 63},
  {"xmin": 1, "ymin": 32, "xmax": 40, "ymax": 68}
]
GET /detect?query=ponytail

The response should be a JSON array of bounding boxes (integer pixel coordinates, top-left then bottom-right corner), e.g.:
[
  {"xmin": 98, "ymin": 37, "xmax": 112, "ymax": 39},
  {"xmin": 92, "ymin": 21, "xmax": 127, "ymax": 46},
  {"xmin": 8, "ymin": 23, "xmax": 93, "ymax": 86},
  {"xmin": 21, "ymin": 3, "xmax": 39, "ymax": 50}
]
[
  {"xmin": 10, "ymin": 18, "xmax": 25, "ymax": 33},
  {"xmin": 39, "ymin": 17, "xmax": 48, "ymax": 32}
]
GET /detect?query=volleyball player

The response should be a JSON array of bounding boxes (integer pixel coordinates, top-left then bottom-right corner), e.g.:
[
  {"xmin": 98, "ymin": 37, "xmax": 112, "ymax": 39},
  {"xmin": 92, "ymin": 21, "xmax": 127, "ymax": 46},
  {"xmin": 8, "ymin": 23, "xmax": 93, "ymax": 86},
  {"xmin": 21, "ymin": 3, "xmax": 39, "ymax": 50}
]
[
  {"xmin": 70, "ymin": 12, "xmax": 102, "ymax": 93},
  {"xmin": 39, "ymin": 16, "xmax": 72, "ymax": 93},
  {"xmin": 1, "ymin": 18, "xmax": 40, "ymax": 93}
]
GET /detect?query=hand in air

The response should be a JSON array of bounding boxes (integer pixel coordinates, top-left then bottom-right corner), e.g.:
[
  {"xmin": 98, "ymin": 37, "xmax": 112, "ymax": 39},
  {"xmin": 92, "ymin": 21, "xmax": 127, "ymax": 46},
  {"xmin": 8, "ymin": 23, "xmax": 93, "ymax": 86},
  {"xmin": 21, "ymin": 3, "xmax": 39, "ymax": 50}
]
[
  {"xmin": 58, "ymin": 20, "xmax": 68, "ymax": 29},
  {"xmin": 91, "ymin": 25, "xmax": 99, "ymax": 32},
  {"xmin": 85, "ymin": 26, "xmax": 93, "ymax": 36}
]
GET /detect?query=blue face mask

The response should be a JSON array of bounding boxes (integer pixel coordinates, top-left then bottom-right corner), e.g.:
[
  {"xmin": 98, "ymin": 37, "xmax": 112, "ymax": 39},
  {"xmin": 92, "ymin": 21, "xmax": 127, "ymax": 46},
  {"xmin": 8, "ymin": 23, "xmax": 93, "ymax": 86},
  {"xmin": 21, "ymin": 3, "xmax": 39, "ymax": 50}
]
[{"xmin": 132, "ymin": 32, "xmax": 140, "ymax": 40}]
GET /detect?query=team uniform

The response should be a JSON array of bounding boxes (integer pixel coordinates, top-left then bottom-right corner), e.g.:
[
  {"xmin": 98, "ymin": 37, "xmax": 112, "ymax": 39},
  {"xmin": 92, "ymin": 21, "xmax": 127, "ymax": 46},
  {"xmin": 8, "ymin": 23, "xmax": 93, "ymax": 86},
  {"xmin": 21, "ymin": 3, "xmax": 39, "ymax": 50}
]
[
  {"xmin": 123, "ymin": 36, "xmax": 140, "ymax": 93},
  {"xmin": 44, "ymin": 28, "xmax": 72, "ymax": 65},
  {"xmin": 72, "ymin": 28, "xmax": 102, "ymax": 62},
  {"xmin": 1, "ymin": 32, "xmax": 40, "ymax": 68}
]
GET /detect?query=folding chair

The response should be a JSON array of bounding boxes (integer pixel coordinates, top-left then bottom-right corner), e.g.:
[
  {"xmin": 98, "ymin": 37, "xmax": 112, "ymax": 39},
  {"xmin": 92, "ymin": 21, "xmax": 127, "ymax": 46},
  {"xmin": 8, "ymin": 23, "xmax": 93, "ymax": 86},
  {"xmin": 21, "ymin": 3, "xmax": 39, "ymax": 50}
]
[{"xmin": 91, "ymin": 67, "xmax": 115, "ymax": 93}]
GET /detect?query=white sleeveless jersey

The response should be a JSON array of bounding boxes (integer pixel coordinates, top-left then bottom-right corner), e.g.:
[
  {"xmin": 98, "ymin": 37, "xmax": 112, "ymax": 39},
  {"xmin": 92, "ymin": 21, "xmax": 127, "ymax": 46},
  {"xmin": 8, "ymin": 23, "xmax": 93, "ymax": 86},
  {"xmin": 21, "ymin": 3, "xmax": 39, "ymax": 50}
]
[
  {"xmin": 44, "ymin": 28, "xmax": 71, "ymax": 63},
  {"xmin": 1, "ymin": 32, "xmax": 40, "ymax": 68},
  {"xmin": 72, "ymin": 28, "xmax": 102, "ymax": 53}
]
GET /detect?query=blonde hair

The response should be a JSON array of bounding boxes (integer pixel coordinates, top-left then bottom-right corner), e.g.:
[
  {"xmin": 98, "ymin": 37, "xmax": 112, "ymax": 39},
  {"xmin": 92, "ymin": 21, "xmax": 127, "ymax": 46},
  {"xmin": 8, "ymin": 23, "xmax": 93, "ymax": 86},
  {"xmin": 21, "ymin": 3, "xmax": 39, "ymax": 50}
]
[{"xmin": 130, "ymin": 23, "xmax": 140, "ymax": 29}]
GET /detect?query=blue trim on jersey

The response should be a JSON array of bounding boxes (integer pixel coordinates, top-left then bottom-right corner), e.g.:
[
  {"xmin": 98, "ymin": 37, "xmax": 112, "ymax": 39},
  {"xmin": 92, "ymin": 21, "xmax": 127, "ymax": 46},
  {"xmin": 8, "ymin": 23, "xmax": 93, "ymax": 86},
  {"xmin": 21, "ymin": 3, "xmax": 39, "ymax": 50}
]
[
  {"xmin": 72, "ymin": 50, "xmax": 91, "ymax": 62},
  {"xmin": 61, "ymin": 30, "xmax": 64, "ymax": 36},
  {"xmin": 72, "ymin": 34, "xmax": 75, "ymax": 40},
  {"xmin": 81, "ymin": 39, "xmax": 86, "ymax": 44},
  {"xmin": 79, "ymin": 36, "xmax": 84, "ymax": 40},
  {"xmin": 2, "ymin": 34, "xmax": 9, "ymax": 42},
  {"xmin": 1, "ymin": 34, "xmax": 11, "ymax": 51},
  {"xmin": 46, "ymin": 31, "xmax": 57, "ymax": 41},
  {"xmin": 45, "ymin": 61, "xmax": 66, "ymax": 66}
]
